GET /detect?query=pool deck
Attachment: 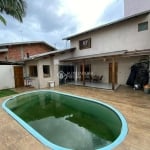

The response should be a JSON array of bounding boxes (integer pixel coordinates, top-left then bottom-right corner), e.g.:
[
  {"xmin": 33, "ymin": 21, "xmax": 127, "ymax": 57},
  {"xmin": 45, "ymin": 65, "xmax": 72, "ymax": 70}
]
[{"xmin": 0, "ymin": 85, "xmax": 150, "ymax": 150}]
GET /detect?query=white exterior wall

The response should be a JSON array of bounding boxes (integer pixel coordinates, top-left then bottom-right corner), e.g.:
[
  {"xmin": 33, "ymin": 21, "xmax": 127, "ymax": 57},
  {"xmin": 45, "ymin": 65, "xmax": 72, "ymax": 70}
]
[
  {"xmin": 91, "ymin": 60, "xmax": 108, "ymax": 83},
  {"xmin": 38, "ymin": 58, "xmax": 54, "ymax": 89},
  {"xmin": 0, "ymin": 65, "xmax": 15, "ymax": 90},
  {"xmin": 24, "ymin": 52, "xmax": 74, "ymax": 88},
  {"xmin": 69, "ymin": 56, "xmax": 146, "ymax": 85},
  {"xmin": 124, "ymin": 0, "xmax": 150, "ymax": 17},
  {"xmin": 70, "ymin": 14, "xmax": 150, "ymax": 57},
  {"xmin": 25, "ymin": 58, "xmax": 54, "ymax": 89},
  {"xmin": 24, "ymin": 60, "xmax": 39, "ymax": 88},
  {"xmin": 82, "ymin": 57, "xmax": 144, "ymax": 85},
  {"xmin": 117, "ymin": 57, "xmax": 142, "ymax": 84},
  {"xmin": 75, "ymin": 60, "xmax": 109, "ymax": 84}
]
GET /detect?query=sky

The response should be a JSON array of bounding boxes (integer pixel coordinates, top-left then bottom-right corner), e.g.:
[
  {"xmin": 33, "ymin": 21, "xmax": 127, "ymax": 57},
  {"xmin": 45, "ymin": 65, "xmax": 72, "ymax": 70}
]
[{"xmin": 0, "ymin": 0, "xmax": 124, "ymax": 49}]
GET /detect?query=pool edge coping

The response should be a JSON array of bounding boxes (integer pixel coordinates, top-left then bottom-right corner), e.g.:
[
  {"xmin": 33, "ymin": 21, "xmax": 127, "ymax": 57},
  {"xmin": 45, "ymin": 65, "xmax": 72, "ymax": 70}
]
[{"xmin": 2, "ymin": 89, "xmax": 128, "ymax": 150}]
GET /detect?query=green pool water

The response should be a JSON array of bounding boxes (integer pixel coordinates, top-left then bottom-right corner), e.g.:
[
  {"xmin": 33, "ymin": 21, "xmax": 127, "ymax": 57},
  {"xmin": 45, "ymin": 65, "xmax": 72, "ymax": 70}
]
[{"xmin": 4, "ymin": 90, "xmax": 127, "ymax": 150}]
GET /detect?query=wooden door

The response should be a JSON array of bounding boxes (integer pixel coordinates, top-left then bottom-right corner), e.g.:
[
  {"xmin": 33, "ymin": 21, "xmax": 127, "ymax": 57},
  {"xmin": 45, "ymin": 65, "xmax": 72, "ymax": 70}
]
[
  {"xmin": 109, "ymin": 62, "xmax": 118, "ymax": 84},
  {"xmin": 14, "ymin": 66, "xmax": 24, "ymax": 88}
]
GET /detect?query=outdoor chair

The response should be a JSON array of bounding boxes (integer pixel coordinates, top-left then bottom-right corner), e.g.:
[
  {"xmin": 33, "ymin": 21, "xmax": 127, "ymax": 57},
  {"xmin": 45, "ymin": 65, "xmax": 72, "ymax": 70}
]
[{"xmin": 92, "ymin": 75, "xmax": 103, "ymax": 82}]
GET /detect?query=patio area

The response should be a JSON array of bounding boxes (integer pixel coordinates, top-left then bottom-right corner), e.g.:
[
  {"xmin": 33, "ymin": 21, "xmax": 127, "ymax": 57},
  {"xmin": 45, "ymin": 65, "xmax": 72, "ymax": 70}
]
[
  {"xmin": 0, "ymin": 85, "xmax": 150, "ymax": 150},
  {"xmin": 68, "ymin": 81, "xmax": 120, "ymax": 90}
]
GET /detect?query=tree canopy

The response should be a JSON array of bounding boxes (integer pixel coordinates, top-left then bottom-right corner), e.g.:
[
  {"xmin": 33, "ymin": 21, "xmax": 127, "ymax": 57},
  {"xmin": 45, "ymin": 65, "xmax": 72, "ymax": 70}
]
[{"xmin": 0, "ymin": 0, "xmax": 26, "ymax": 25}]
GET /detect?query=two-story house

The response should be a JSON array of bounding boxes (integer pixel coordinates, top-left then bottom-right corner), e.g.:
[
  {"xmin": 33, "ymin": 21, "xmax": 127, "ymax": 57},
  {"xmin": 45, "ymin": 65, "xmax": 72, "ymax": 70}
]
[
  {"xmin": 21, "ymin": 11, "xmax": 150, "ymax": 90},
  {"xmin": 60, "ymin": 11, "xmax": 150, "ymax": 90}
]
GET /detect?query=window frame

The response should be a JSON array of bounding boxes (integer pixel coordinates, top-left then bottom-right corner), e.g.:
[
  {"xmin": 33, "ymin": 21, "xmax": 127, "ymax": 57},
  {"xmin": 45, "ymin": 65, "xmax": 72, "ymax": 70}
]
[
  {"xmin": 43, "ymin": 65, "xmax": 50, "ymax": 78},
  {"xmin": 138, "ymin": 21, "xmax": 148, "ymax": 32},
  {"xmin": 79, "ymin": 38, "xmax": 91, "ymax": 50},
  {"xmin": 29, "ymin": 65, "xmax": 38, "ymax": 77}
]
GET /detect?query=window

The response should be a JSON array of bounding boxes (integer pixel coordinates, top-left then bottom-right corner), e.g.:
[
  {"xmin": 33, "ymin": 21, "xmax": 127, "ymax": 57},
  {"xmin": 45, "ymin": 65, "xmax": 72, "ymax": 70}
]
[
  {"xmin": 29, "ymin": 65, "xmax": 38, "ymax": 77},
  {"xmin": 79, "ymin": 38, "xmax": 91, "ymax": 50},
  {"xmin": 43, "ymin": 65, "xmax": 50, "ymax": 77},
  {"xmin": 138, "ymin": 22, "xmax": 148, "ymax": 32},
  {"xmin": 26, "ymin": 53, "xmax": 30, "ymax": 58}
]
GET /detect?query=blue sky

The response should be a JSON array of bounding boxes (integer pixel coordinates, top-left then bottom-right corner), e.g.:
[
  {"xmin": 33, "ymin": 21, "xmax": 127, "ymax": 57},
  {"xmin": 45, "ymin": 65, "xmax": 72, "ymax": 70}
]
[{"xmin": 0, "ymin": 0, "xmax": 124, "ymax": 49}]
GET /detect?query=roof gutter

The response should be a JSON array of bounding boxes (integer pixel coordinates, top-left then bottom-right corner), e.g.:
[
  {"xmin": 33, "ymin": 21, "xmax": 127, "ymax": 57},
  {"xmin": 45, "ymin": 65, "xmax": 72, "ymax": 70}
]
[{"xmin": 0, "ymin": 61, "xmax": 24, "ymax": 65}]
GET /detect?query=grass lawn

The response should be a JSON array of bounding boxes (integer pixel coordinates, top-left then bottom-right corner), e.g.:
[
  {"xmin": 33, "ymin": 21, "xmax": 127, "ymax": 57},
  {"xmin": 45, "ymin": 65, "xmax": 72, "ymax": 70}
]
[{"xmin": 0, "ymin": 89, "xmax": 18, "ymax": 98}]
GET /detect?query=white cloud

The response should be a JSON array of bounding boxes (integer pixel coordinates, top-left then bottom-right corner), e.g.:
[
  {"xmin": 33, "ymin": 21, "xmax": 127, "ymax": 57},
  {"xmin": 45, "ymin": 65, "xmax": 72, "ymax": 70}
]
[
  {"xmin": 0, "ymin": 0, "xmax": 123, "ymax": 49},
  {"xmin": 98, "ymin": 0, "xmax": 124, "ymax": 25},
  {"xmin": 61, "ymin": 0, "xmax": 116, "ymax": 31}
]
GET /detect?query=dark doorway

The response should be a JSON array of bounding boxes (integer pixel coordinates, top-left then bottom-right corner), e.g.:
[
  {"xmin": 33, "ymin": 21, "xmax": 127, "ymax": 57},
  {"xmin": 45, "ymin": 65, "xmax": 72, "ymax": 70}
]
[{"xmin": 59, "ymin": 65, "xmax": 75, "ymax": 84}]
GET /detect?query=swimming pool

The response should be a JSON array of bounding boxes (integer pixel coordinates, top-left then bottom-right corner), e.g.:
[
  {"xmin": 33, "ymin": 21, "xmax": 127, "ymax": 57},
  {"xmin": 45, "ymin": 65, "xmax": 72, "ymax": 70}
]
[{"xmin": 2, "ymin": 90, "xmax": 128, "ymax": 150}]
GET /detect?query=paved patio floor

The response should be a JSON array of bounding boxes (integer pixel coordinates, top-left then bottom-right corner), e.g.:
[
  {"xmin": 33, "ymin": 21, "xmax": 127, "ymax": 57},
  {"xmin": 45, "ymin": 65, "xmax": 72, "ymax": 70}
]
[
  {"xmin": 68, "ymin": 81, "xmax": 119, "ymax": 90},
  {"xmin": 0, "ymin": 85, "xmax": 150, "ymax": 150}
]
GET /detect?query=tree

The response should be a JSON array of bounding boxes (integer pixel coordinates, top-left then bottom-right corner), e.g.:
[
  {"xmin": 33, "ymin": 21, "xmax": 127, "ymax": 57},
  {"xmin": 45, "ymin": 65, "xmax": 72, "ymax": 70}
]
[{"xmin": 0, "ymin": 0, "xmax": 26, "ymax": 25}]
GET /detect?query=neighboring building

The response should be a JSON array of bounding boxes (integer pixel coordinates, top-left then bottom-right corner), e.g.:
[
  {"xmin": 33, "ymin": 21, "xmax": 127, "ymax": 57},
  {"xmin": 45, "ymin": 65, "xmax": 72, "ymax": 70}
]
[
  {"xmin": 0, "ymin": 41, "xmax": 55, "ymax": 62},
  {"xmin": 124, "ymin": 0, "xmax": 150, "ymax": 17},
  {"xmin": 0, "ymin": 41, "xmax": 55, "ymax": 89}
]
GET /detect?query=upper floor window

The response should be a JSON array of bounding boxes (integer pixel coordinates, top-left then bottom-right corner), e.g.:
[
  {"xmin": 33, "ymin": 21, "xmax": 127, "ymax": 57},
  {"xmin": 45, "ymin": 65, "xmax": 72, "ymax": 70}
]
[
  {"xmin": 43, "ymin": 65, "xmax": 50, "ymax": 77},
  {"xmin": 79, "ymin": 38, "xmax": 91, "ymax": 50},
  {"xmin": 29, "ymin": 65, "xmax": 38, "ymax": 77},
  {"xmin": 138, "ymin": 22, "xmax": 148, "ymax": 32}
]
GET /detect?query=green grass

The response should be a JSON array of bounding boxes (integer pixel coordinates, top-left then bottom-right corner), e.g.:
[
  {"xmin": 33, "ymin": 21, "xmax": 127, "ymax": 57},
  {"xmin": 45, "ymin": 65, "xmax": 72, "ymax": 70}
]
[{"xmin": 0, "ymin": 89, "xmax": 18, "ymax": 98}]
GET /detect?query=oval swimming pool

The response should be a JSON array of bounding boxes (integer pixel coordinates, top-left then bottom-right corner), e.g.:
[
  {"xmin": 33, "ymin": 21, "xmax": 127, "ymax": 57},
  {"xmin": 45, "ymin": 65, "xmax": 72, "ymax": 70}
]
[{"xmin": 2, "ymin": 90, "xmax": 128, "ymax": 150}]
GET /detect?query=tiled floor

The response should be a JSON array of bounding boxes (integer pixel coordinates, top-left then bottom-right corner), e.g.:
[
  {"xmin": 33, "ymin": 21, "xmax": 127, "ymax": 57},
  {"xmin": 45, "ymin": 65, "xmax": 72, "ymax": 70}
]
[
  {"xmin": 68, "ymin": 81, "xmax": 119, "ymax": 90},
  {"xmin": 0, "ymin": 85, "xmax": 150, "ymax": 150}
]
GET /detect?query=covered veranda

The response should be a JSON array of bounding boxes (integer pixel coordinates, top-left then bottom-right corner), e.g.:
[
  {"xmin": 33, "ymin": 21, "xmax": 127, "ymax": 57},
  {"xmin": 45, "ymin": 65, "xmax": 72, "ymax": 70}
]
[
  {"xmin": 60, "ymin": 49, "xmax": 150, "ymax": 90},
  {"xmin": 60, "ymin": 50, "xmax": 126, "ymax": 90},
  {"xmin": 68, "ymin": 81, "xmax": 120, "ymax": 90}
]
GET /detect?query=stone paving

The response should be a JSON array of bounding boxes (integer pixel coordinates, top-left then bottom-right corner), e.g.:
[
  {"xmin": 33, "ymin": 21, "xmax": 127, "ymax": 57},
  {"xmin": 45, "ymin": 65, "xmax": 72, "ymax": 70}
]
[{"xmin": 0, "ymin": 85, "xmax": 150, "ymax": 150}]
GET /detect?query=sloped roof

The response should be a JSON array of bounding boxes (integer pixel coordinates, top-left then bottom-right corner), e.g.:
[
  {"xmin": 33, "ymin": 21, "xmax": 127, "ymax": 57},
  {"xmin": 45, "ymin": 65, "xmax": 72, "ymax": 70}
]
[
  {"xmin": 60, "ymin": 49, "xmax": 150, "ymax": 62},
  {"xmin": 63, "ymin": 10, "xmax": 150, "ymax": 40},
  {"xmin": 0, "ymin": 41, "xmax": 56, "ymax": 50},
  {"xmin": 60, "ymin": 50, "xmax": 127, "ymax": 62},
  {"xmin": 0, "ymin": 61, "xmax": 24, "ymax": 65},
  {"xmin": 24, "ymin": 47, "xmax": 76, "ymax": 61}
]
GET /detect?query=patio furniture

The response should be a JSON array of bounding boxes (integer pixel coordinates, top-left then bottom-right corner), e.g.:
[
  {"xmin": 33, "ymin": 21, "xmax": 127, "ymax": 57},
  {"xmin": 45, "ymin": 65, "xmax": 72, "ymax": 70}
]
[
  {"xmin": 85, "ymin": 74, "xmax": 92, "ymax": 81},
  {"xmin": 93, "ymin": 75, "xmax": 103, "ymax": 82},
  {"xmin": 24, "ymin": 77, "xmax": 32, "ymax": 86}
]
